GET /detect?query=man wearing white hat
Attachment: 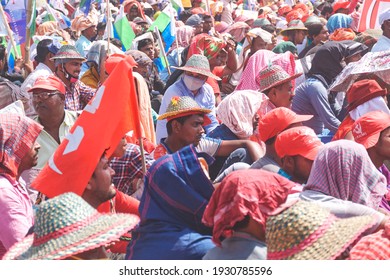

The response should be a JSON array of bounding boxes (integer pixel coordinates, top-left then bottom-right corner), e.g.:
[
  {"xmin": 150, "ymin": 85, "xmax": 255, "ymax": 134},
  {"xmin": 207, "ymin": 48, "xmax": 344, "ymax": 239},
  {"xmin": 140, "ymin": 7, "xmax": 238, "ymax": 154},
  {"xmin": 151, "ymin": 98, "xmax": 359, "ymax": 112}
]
[{"xmin": 372, "ymin": 8, "xmax": 390, "ymax": 52}]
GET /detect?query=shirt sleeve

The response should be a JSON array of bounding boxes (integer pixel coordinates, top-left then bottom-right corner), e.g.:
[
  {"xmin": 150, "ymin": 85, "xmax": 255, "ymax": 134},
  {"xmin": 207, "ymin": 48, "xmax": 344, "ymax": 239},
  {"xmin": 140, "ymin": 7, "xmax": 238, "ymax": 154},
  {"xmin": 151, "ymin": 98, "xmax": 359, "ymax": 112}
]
[
  {"xmin": 195, "ymin": 137, "xmax": 222, "ymax": 156},
  {"xmin": 308, "ymin": 82, "xmax": 341, "ymax": 133}
]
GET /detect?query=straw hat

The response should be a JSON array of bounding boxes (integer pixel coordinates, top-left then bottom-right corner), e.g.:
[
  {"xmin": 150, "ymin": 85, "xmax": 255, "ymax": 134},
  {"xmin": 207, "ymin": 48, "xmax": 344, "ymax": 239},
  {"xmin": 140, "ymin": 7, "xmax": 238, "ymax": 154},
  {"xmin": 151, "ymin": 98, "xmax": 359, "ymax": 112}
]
[
  {"xmin": 50, "ymin": 45, "xmax": 86, "ymax": 61},
  {"xmin": 280, "ymin": 19, "xmax": 308, "ymax": 36},
  {"xmin": 158, "ymin": 96, "xmax": 211, "ymax": 123},
  {"xmin": 266, "ymin": 200, "xmax": 379, "ymax": 260},
  {"xmin": 172, "ymin": 54, "xmax": 221, "ymax": 81},
  {"xmin": 258, "ymin": 64, "xmax": 302, "ymax": 92},
  {"xmin": 3, "ymin": 192, "xmax": 139, "ymax": 260}
]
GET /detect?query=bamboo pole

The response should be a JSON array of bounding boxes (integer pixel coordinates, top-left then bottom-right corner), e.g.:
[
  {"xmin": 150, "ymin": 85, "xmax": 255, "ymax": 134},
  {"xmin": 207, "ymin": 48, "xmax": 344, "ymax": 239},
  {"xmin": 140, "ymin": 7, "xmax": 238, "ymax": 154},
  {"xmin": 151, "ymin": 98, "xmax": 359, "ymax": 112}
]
[
  {"xmin": 25, "ymin": 0, "xmax": 34, "ymax": 72},
  {"xmin": 154, "ymin": 26, "xmax": 171, "ymax": 76}
]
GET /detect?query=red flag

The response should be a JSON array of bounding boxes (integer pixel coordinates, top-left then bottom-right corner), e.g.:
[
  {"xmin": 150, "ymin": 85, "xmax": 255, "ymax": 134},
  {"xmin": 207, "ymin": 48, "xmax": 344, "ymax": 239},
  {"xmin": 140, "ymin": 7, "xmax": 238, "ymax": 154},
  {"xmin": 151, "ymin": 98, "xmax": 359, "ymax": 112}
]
[
  {"xmin": 32, "ymin": 56, "xmax": 142, "ymax": 198},
  {"xmin": 358, "ymin": 0, "xmax": 390, "ymax": 32}
]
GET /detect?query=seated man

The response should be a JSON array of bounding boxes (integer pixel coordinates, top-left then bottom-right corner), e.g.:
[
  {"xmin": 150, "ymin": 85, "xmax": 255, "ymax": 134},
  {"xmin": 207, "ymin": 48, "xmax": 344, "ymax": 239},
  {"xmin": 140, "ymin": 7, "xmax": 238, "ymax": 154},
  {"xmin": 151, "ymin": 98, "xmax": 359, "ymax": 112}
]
[
  {"xmin": 153, "ymin": 96, "xmax": 263, "ymax": 180},
  {"xmin": 274, "ymin": 126, "xmax": 323, "ymax": 184}
]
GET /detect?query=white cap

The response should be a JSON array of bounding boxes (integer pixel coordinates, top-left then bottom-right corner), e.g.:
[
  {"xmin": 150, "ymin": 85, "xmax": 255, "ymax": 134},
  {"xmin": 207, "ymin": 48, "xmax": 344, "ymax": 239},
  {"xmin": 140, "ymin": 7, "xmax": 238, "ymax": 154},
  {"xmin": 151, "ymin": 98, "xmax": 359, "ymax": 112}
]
[{"xmin": 379, "ymin": 8, "xmax": 390, "ymax": 25}]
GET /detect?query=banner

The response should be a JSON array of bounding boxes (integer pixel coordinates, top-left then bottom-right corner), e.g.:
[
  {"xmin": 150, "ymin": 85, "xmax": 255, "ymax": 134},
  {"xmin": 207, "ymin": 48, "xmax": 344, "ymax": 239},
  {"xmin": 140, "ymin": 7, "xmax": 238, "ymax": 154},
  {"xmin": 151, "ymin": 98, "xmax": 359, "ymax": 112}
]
[
  {"xmin": 4, "ymin": 0, "xmax": 26, "ymax": 44},
  {"xmin": 32, "ymin": 56, "xmax": 142, "ymax": 198},
  {"xmin": 358, "ymin": 0, "xmax": 390, "ymax": 31}
]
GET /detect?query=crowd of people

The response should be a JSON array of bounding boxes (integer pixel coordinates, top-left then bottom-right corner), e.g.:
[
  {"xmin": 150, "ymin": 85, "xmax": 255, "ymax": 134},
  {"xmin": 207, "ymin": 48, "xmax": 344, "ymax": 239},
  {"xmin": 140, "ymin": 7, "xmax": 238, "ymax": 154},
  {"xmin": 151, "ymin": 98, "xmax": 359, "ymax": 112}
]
[{"xmin": 1, "ymin": 0, "xmax": 390, "ymax": 260}]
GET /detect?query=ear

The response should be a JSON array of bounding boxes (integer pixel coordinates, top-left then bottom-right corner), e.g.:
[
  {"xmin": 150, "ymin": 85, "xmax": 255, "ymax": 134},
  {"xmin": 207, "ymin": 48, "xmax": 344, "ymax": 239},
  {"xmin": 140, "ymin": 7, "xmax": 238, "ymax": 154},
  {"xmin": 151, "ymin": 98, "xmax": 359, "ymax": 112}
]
[
  {"xmin": 171, "ymin": 120, "xmax": 182, "ymax": 134},
  {"xmin": 268, "ymin": 88, "xmax": 278, "ymax": 102},
  {"xmin": 280, "ymin": 155, "xmax": 294, "ymax": 172}
]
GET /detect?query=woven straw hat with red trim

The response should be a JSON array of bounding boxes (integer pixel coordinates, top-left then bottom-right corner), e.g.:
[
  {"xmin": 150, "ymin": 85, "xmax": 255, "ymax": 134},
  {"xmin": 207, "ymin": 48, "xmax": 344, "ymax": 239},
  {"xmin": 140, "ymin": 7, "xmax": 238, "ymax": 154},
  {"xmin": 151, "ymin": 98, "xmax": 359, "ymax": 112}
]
[
  {"xmin": 158, "ymin": 96, "xmax": 211, "ymax": 123},
  {"xmin": 266, "ymin": 200, "xmax": 379, "ymax": 260},
  {"xmin": 258, "ymin": 64, "xmax": 302, "ymax": 92},
  {"xmin": 3, "ymin": 192, "xmax": 139, "ymax": 260},
  {"xmin": 172, "ymin": 54, "xmax": 221, "ymax": 80}
]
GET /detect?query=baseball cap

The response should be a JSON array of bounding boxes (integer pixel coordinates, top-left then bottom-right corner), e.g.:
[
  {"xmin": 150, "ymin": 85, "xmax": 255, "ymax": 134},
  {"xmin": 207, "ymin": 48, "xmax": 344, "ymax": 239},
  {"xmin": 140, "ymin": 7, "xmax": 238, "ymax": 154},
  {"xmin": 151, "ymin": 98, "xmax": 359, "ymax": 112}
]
[
  {"xmin": 275, "ymin": 126, "xmax": 323, "ymax": 160},
  {"xmin": 28, "ymin": 75, "xmax": 66, "ymax": 95},
  {"xmin": 259, "ymin": 107, "xmax": 313, "ymax": 142},
  {"xmin": 352, "ymin": 111, "xmax": 390, "ymax": 149}
]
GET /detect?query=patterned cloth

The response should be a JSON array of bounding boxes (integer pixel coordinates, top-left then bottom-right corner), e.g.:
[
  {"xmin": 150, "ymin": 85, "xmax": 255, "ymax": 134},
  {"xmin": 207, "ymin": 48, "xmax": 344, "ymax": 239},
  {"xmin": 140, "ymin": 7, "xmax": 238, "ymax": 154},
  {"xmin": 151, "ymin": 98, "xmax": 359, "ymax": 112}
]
[
  {"xmin": 348, "ymin": 226, "xmax": 390, "ymax": 259},
  {"xmin": 0, "ymin": 114, "xmax": 43, "ymax": 178},
  {"xmin": 187, "ymin": 34, "xmax": 226, "ymax": 60},
  {"xmin": 225, "ymin": 22, "xmax": 250, "ymax": 43},
  {"xmin": 126, "ymin": 145, "xmax": 215, "ymax": 260},
  {"xmin": 304, "ymin": 140, "xmax": 387, "ymax": 210},
  {"xmin": 202, "ymin": 169, "xmax": 295, "ymax": 246},
  {"xmin": 110, "ymin": 143, "xmax": 155, "ymax": 196},
  {"xmin": 215, "ymin": 90, "xmax": 264, "ymax": 139},
  {"xmin": 326, "ymin": 13, "xmax": 353, "ymax": 34},
  {"xmin": 236, "ymin": 50, "xmax": 296, "ymax": 91},
  {"xmin": 64, "ymin": 80, "xmax": 96, "ymax": 111},
  {"xmin": 167, "ymin": 26, "xmax": 194, "ymax": 54}
]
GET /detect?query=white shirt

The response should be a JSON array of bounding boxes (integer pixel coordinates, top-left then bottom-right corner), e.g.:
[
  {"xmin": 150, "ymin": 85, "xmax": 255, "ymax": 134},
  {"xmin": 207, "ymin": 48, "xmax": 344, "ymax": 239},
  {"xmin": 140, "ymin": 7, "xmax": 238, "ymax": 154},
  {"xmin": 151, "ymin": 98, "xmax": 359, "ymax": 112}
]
[
  {"xmin": 371, "ymin": 35, "xmax": 390, "ymax": 52},
  {"xmin": 20, "ymin": 63, "xmax": 53, "ymax": 117}
]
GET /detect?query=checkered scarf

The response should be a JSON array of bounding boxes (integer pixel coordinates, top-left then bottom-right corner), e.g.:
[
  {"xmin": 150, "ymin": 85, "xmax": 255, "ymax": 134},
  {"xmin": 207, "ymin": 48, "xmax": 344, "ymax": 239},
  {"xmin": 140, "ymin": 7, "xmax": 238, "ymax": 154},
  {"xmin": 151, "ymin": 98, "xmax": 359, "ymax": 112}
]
[{"xmin": 0, "ymin": 114, "xmax": 43, "ymax": 178}]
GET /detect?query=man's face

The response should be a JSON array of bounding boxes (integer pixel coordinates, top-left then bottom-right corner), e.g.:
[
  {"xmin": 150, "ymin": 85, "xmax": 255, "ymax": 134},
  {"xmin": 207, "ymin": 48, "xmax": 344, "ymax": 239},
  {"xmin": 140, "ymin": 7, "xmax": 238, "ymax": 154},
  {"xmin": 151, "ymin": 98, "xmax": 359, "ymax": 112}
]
[
  {"xmin": 252, "ymin": 37, "xmax": 268, "ymax": 52},
  {"xmin": 282, "ymin": 155, "xmax": 313, "ymax": 184},
  {"xmin": 203, "ymin": 17, "xmax": 213, "ymax": 33},
  {"xmin": 313, "ymin": 26, "xmax": 329, "ymax": 44},
  {"xmin": 83, "ymin": 25, "xmax": 97, "ymax": 40},
  {"xmin": 134, "ymin": 62, "xmax": 151, "ymax": 76},
  {"xmin": 374, "ymin": 127, "xmax": 390, "ymax": 160},
  {"xmin": 32, "ymin": 89, "xmax": 64, "ymax": 119},
  {"xmin": 64, "ymin": 60, "xmax": 83, "ymax": 78},
  {"xmin": 139, "ymin": 43, "xmax": 155, "ymax": 60},
  {"xmin": 294, "ymin": 30, "xmax": 307, "ymax": 45},
  {"xmin": 175, "ymin": 114, "xmax": 206, "ymax": 146},
  {"xmin": 128, "ymin": 7, "xmax": 140, "ymax": 21},
  {"xmin": 193, "ymin": 23, "xmax": 204, "ymax": 35},
  {"xmin": 18, "ymin": 142, "xmax": 41, "ymax": 174},
  {"xmin": 89, "ymin": 156, "xmax": 116, "ymax": 203},
  {"xmin": 269, "ymin": 81, "xmax": 294, "ymax": 108}
]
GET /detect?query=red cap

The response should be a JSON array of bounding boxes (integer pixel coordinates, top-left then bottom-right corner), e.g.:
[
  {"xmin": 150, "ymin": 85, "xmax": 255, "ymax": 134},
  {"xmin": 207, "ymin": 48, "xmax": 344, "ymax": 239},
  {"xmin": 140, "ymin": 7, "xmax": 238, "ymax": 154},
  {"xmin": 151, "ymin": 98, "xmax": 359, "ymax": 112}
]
[
  {"xmin": 259, "ymin": 107, "xmax": 313, "ymax": 142},
  {"xmin": 275, "ymin": 126, "xmax": 323, "ymax": 160},
  {"xmin": 28, "ymin": 75, "xmax": 66, "ymax": 94},
  {"xmin": 347, "ymin": 79, "xmax": 387, "ymax": 112},
  {"xmin": 332, "ymin": 1, "xmax": 350, "ymax": 13},
  {"xmin": 352, "ymin": 111, "xmax": 390, "ymax": 149}
]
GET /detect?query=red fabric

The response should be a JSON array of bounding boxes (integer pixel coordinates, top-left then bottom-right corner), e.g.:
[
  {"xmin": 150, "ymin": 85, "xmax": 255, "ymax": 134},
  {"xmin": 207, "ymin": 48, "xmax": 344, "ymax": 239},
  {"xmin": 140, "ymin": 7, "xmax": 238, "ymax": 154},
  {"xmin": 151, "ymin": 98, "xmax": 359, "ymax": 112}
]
[
  {"xmin": 123, "ymin": 0, "xmax": 146, "ymax": 20},
  {"xmin": 332, "ymin": 115, "xmax": 354, "ymax": 141},
  {"xmin": 32, "ymin": 56, "xmax": 142, "ymax": 198},
  {"xmin": 202, "ymin": 169, "xmax": 295, "ymax": 246},
  {"xmin": 346, "ymin": 79, "xmax": 387, "ymax": 112}
]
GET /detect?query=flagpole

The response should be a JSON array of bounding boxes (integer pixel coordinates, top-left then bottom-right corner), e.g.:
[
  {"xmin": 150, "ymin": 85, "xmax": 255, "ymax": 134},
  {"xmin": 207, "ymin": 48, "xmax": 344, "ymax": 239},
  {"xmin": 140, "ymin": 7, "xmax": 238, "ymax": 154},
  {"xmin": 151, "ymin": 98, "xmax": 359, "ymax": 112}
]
[
  {"xmin": 154, "ymin": 26, "xmax": 171, "ymax": 76},
  {"xmin": 138, "ymin": 137, "xmax": 147, "ymax": 175},
  {"xmin": 175, "ymin": 36, "xmax": 181, "ymax": 66},
  {"xmin": 25, "ymin": 0, "xmax": 34, "ymax": 71},
  {"xmin": 106, "ymin": 0, "xmax": 111, "ymax": 55},
  {"xmin": 0, "ymin": 4, "xmax": 20, "ymax": 59}
]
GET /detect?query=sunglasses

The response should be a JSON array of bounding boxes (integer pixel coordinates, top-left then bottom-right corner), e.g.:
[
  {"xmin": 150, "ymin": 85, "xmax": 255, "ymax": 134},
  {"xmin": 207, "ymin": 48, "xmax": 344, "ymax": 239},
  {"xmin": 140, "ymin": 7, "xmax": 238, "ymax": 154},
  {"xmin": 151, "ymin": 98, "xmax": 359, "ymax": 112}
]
[{"xmin": 32, "ymin": 91, "xmax": 59, "ymax": 100}]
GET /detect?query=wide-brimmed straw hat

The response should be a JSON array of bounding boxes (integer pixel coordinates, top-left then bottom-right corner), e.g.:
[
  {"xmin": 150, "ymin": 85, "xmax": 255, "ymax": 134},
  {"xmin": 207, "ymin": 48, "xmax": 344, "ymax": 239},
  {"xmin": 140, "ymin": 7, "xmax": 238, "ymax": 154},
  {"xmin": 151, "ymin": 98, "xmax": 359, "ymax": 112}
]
[
  {"xmin": 258, "ymin": 64, "xmax": 302, "ymax": 92},
  {"xmin": 266, "ymin": 200, "xmax": 379, "ymax": 260},
  {"xmin": 172, "ymin": 54, "xmax": 221, "ymax": 80},
  {"xmin": 158, "ymin": 96, "xmax": 211, "ymax": 124},
  {"xmin": 50, "ymin": 45, "xmax": 86, "ymax": 61},
  {"xmin": 3, "ymin": 192, "xmax": 139, "ymax": 260},
  {"xmin": 280, "ymin": 19, "xmax": 308, "ymax": 36}
]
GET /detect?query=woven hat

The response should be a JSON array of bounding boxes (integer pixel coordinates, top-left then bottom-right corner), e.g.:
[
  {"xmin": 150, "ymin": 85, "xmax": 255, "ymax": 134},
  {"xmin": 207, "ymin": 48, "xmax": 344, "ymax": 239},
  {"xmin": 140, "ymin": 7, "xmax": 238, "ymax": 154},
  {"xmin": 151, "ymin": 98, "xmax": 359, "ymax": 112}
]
[
  {"xmin": 28, "ymin": 75, "xmax": 66, "ymax": 95},
  {"xmin": 3, "ymin": 192, "xmax": 139, "ymax": 260},
  {"xmin": 266, "ymin": 200, "xmax": 379, "ymax": 260},
  {"xmin": 352, "ymin": 111, "xmax": 390, "ymax": 149},
  {"xmin": 258, "ymin": 64, "xmax": 302, "ymax": 92},
  {"xmin": 348, "ymin": 229, "xmax": 390, "ymax": 260},
  {"xmin": 50, "ymin": 45, "xmax": 86, "ymax": 61},
  {"xmin": 172, "ymin": 54, "xmax": 221, "ymax": 80},
  {"xmin": 158, "ymin": 96, "xmax": 211, "ymax": 123},
  {"xmin": 280, "ymin": 19, "xmax": 308, "ymax": 36},
  {"xmin": 259, "ymin": 107, "xmax": 313, "ymax": 142}
]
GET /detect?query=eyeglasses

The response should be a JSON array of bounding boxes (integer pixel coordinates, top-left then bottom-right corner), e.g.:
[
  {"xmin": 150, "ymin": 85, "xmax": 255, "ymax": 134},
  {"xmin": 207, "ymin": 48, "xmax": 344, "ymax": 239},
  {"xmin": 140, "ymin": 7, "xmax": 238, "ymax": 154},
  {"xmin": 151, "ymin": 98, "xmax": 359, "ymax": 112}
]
[{"xmin": 32, "ymin": 91, "xmax": 58, "ymax": 100}]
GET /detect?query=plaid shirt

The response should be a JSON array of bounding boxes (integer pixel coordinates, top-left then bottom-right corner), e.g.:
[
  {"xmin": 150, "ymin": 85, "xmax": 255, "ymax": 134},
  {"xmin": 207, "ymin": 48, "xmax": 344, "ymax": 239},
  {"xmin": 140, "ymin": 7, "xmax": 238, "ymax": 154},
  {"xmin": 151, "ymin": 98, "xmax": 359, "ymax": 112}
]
[
  {"xmin": 110, "ymin": 144, "xmax": 155, "ymax": 196},
  {"xmin": 64, "ymin": 80, "xmax": 96, "ymax": 111}
]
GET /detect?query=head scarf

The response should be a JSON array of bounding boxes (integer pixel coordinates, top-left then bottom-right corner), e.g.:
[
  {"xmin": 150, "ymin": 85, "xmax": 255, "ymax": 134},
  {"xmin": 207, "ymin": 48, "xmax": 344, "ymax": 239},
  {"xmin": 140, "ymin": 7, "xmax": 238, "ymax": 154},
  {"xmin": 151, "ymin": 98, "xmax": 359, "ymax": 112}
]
[
  {"xmin": 214, "ymin": 21, "xmax": 229, "ymax": 33},
  {"xmin": 71, "ymin": 14, "xmax": 98, "ymax": 36},
  {"xmin": 168, "ymin": 25, "xmax": 194, "ymax": 53},
  {"xmin": 225, "ymin": 22, "xmax": 250, "ymax": 43},
  {"xmin": 123, "ymin": 0, "xmax": 146, "ymax": 20},
  {"xmin": 87, "ymin": 40, "xmax": 123, "ymax": 72},
  {"xmin": 0, "ymin": 113, "xmax": 43, "ymax": 179},
  {"xmin": 37, "ymin": 21, "xmax": 59, "ymax": 36},
  {"xmin": 272, "ymin": 41, "xmax": 298, "ymax": 55},
  {"xmin": 329, "ymin": 28, "xmax": 356, "ymax": 41},
  {"xmin": 187, "ymin": 34, "xmax": 226, "ymax": 60},
  {"xmin": 125, "ymin": 50, "xmax": 153, "ymax": 65},
  {"xmin": 304, "ymin": 140, "xmax": 387, "ymax": 210},
  {"xmin": 307, "ymin": 41, "xmax": 348, "ymax": 85},
  {"xmin": 326, "ymin": 13, "xmax": 353, "ymax": 34},
  {"xmin": 202, "ymin": 169, "xmax": 295, "ymax": 246},
  {"xmin": 349, "ymin": 97, "xmax": 390, "ymax": 121},
  {"xmin": 236, "ymin": 49, "xmax": 296, "ymax": 91},
  {"xmin": 216, "ymin": 90, "xmax": 264, "ymax": 139},
  {"xmin": 185, "ymin": 14, "xmax": 203, "ymax": 26}
]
